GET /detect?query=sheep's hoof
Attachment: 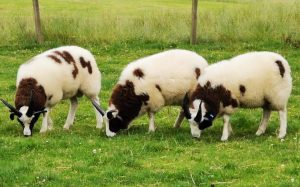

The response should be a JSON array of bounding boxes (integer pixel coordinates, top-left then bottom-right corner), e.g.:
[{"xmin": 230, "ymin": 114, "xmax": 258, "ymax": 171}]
[
  {"xmin": 255, "ymin": 129, "xmax": 265, "ymax": 136},
  {"xmin": 47, "ymin": 124, "xmax": 54, "ymax": 130},
  {"xmin": 221, "ymin": 136, "xmax": 229, "ymax": 141},
  {"xmin": 40, "ymin": 128, "xmax": 48, "ymax": 133},
  {"xmin": 106, "ymin": 131, "xmax": 116, "ymax": 137},
  {"xmin": 96, "ymin": 124, "xmax": 103, "ymax": 129},
  {"xmin": 278, "ymin": 132, "xmax": 286, "ymax": 139},
  {"xmin": 173, "ymin": 123, "xmax": 181, "ymax": 128},
  {"xmin": 148, "ymin": 127, "xmax": 156, "ymax": 133},
  {"xmin": 63, "ymin": 124, "xmax": 71, "ymax": 130},
  {"xmin": 191, "ymin": 133, "xmax": 201, "ymax": 139}
]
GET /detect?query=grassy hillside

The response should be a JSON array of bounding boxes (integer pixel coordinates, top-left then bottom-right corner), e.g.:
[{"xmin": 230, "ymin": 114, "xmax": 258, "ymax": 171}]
[{"xmin": 0, "ymin": 0, "xmax": 299, "ymax": 186}]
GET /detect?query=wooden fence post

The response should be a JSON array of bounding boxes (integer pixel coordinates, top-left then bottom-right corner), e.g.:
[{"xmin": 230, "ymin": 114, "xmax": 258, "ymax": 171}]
[
  {"xmin": 32, "ymin": 0, "xmax": 43, "ymax": 43},
  {"xmin": 190, "ymin": 0, "xmax": 198, "ymax": 45}
]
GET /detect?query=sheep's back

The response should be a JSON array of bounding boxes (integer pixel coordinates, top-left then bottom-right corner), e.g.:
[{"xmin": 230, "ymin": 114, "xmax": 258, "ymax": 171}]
[
  {"xmin": 16, "ymin": 46, "xmax": 101, "ymax": 104},
  {"xmin": 117, "ymin": 49, "xmax": 208, "ymax": 110},
  {"xmin": 199, "ymin": 52, "xmax": 292, "ymax": 109}
]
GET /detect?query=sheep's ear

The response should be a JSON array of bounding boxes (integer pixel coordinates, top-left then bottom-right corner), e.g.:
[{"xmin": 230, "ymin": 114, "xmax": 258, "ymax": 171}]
[
  {"xmin": 106, "ymin": 110, "xmax": 118, "ymax": 120},
  {"xmin": 10, "ymin": 113, "xmax": 15, "ymax": 121}
]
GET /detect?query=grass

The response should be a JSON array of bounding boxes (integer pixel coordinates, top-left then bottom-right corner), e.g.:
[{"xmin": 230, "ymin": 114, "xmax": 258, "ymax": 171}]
[
  {"xmin": 0, "ymin": 0, "xmax": 299, "ymax": 46},
  {"xmin": 0, "ymin": 0, "xmax": 299, "ymax": 186}
]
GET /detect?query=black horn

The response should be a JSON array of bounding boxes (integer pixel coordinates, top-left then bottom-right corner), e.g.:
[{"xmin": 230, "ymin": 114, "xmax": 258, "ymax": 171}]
[
  {"xmin": 26, "ymin": 90, "xmax": 34, "ymax": 117},
  {"xmin": 182, "ymin": 93, "xmax": 191, "ymax": 119},
  {"xmin": 92, "ymin": 100, "xmax": 105, "ymax": 116},
  {"xmin": 194, "ymin": 100, "xmax": 203, "ymax": 123},
  {"xmin": 33, "ymin": 109, "xmax": 47, "ymax": 116},
  {"xmin": 0, "ymin": 98, "xmax": 22, "ymax": 117}
]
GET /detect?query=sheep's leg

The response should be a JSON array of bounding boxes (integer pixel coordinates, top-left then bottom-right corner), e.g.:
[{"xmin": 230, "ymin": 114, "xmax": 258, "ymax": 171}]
[
  {"xmin": 221, "ymin": 114, "xmax": 231, "ymax": 141},
  {"xmin": 278, "ymin": 107, "xmax": 287, "ymax": 139},
  {"xmin": 148, "ymin": 112, "xmax": 156, "ymax": 132},
  {"xmin": 47, "ymin": 109, "xmax": 53, "ymax": 130},
  {"xmin": 173, "ymin": 109, "xmax": 185, "ymax": 128},
  {"xmin": 91, "ymin": 96, "xmax": 104, "ymax": 129},
  {"xmin": 63, "ymin": 97, "xmax": 78, "ymax": 130},
  {"xmin": 40, "ymin": 108, "xmax": 50, "ymax": 133},
  {"xmin": 228, "ymin": 122, "xmax": 233, "ymax": 134},
  {"xmin": 256, "ymin": 109, "xmax": 271, "ymax": 136}
]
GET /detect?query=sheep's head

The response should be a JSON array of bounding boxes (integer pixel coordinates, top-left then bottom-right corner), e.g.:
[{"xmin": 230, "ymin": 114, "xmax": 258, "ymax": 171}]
[
  {"xmin": 92, "ymin": 101, "xmax": 127, "ymax": 137},
  {"xmin": 96, "ymin": 80, "xmax": 149, "ymax": 137},
  {"xmin": 1, "ymin": 93, "xmax": 46, "ymax": 136},
  {"xmin": 182, "ymin": 94, "xmax": 217, "ymax": 132},
  {"xmin": 105, "ymin": 109, "xmax": 128, "ymax": 136}
]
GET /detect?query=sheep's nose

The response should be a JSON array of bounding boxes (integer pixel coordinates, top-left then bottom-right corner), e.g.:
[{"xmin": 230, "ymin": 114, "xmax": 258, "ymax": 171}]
[{"xmin": 24, "ymin": 134, "xmax": 31, "ymax": 137}]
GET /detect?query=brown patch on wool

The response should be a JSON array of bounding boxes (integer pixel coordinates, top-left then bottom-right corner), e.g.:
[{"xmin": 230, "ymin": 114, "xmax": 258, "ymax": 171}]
[
  {"xmin": 195, "ymin": 68, "xmax": 201, "ymax": 79},
  {"xmin": 109, "ymin": 80, "xmax": 149, "ymax": 130},
  {"xmin": 47, "ymin": 55, "xmax": 61, "ymax": 63},
  {"xmin": 275, "ymin": 60, "xmax": 285, "ymax": 78},
  {"xmin": 190, "ymin": 81, "xmax": 238, "ymax": 115},
  {"xmin": 155, "ymin": 84, "xmax": 162, "ymax": 92},
  {"xmin": 79, "ymin": 57, "xmax": 92, "ymax": 74},
  {"xmin": 133, "ymin": 68, "xmax": 144, "ymax": 79},
  {"xmin": 53, "ymin": 51, "xmax": 78, "ymax": 78},
  {"xmin": 48, "ymin": 95, "xmax": 53, "ymax": 101},
  {"xmin": 15, "ymin": 78, "xmax": 46, "ymax": 111},
  {"xmin": 239, "ymin": 85, "xmax": 246, "ymax": 96}
]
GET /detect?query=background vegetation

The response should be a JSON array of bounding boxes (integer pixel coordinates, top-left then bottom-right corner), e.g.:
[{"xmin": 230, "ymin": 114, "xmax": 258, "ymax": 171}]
[
  {"xmin": 0, "ymin": 0, "xmax": 299, "ymax": 186},
  {"xmin": 0, "ymin": 0, "xmax": 299, "ymax": 46}
]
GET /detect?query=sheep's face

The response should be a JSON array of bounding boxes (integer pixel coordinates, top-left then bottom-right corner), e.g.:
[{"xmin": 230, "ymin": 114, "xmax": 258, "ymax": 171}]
[
  {"xmin": 104, "ymin": 109, "xmax": 128, "ymax": 137},
  {"xmin": 0, "ymin": 98, "xmax": 45, "ymax": 137},
  {"xmin": 183, "ymin": 95, "xmax": 217, "ymax": 133},
  {"xmin": 16, "ymin": 106, "xmax": 42, "ymax": 136}
]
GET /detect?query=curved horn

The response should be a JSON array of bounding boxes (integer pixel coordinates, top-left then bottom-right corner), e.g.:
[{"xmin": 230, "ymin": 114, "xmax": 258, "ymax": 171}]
[
  {"xmin": 182, "ymin": 93, "xmax": 191, "ymax": 119},
  {"xmin": 106, "ymin": 110, "xmax": 123, "ymax": 121},
  {"xmin": 194, "ymin": 100, "xmax": 203, "ymax": 123},
  {"xmin": 33, "ymin": 109, "xmax": 47, "ymax": 116},
  {"xmin": 0, "ymin": 98, "xmax": 22, "ymax": 117},
  {"xmin": 26, "ymin": 90, "xmax": 34, "ymax": 117},
  {"xmin": 92, "ymin": 100, "xmax": 105, "ymax": 116}
]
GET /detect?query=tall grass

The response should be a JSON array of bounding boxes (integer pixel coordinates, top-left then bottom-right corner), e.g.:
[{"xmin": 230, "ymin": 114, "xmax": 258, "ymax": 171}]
[{"xmin": 0, "ymin": 0, "xmax": 299, "ymax": 46}]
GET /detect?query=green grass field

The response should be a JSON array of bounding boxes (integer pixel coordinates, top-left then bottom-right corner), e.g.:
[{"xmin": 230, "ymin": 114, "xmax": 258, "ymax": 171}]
[{"xmin": 0, "ymin": 0, "xmax": 299, "ymax": 186}]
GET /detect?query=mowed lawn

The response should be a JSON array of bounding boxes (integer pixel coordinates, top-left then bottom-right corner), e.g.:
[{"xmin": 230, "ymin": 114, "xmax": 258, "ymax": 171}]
[{"xmin": 0, "ymin": 0, "xmax": 300, "ymax": 186}]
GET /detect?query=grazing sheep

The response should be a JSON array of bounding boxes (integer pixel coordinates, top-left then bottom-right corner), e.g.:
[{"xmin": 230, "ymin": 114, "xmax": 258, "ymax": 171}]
[
  {"xmin": 183, "ymin": 51, "xmax": 292, "ymax": 141},
  {"xmin": 93, "ymin": 49, "xmax": 208, "ymax": 137},
  {"xmin": 1, "ymin": 46, "xmax": 103, "ymax": 136}
]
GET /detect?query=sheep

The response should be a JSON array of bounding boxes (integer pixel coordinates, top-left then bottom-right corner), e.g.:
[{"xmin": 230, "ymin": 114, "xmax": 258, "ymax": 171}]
[
  {"xmin": 93, "ymin": 49, "xmax": 208, "ymax": 137},
  {"xmin": 1, "ymin": 46, "xmax": 104, "ymax": 136},
  {"xmin": 183, "ymin": 51, "xmax": 292, "ymax": 141}
]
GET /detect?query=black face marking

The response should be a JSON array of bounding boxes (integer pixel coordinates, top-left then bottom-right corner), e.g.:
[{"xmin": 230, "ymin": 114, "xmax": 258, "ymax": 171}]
[
  {"xmin": 198, "ymin": 112, "xmax": 216, "ymax": 130},
  {"xmin": 108, "ymin": 117, "xmax": 127, "ymax": 133}
]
